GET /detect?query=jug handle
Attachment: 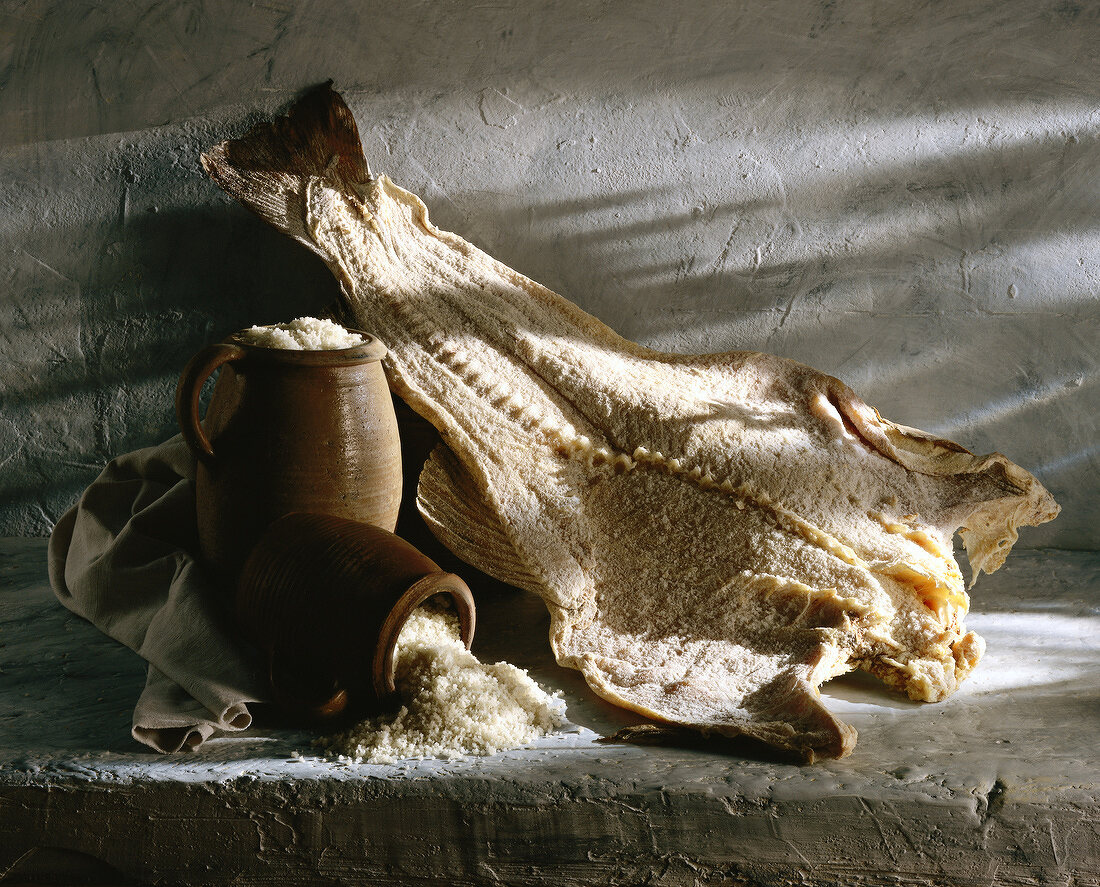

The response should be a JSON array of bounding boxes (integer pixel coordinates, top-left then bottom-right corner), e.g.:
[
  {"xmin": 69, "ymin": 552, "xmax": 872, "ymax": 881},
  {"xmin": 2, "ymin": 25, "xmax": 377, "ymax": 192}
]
[{"xmin": 175, "ymin": 343, "xmax": 246, "ymax": 464}]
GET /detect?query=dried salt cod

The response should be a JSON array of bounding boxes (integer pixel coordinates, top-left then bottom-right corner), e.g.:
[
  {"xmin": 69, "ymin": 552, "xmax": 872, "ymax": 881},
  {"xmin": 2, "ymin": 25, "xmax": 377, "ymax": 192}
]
[{"xmin": 203, "ymin": 86, "xmax": 1059, "ymax": 761}]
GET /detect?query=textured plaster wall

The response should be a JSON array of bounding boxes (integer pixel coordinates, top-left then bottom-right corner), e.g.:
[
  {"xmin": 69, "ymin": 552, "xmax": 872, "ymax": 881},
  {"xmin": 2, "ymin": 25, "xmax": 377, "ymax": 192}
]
[{"xmin": 0, "ymin": 0, "xmax": 1097, "ymax": 549}]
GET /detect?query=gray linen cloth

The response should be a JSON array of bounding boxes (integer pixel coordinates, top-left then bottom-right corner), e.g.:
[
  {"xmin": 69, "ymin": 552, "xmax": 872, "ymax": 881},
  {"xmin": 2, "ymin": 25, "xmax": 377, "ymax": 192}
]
[{"xmin": 47, "ymin": 435, "xmax": 269, "ymax": 752}]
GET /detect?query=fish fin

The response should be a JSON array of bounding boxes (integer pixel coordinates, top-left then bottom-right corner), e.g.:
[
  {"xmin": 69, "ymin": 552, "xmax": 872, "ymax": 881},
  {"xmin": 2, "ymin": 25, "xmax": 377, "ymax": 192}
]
[
  {"xmin": 201, "ymin": 82, "xmax": 370, "ymax": 246},
  {"xmin": 818, "ymin": 373, "xmax": 1059, "ymax": 580},
  {"xmin": 417, "ymin": 443, "xmax": 547, "ymax": 595},
  {"xmin": 738, "ymin": 672, "xmax": 857, "ymax": 763}
]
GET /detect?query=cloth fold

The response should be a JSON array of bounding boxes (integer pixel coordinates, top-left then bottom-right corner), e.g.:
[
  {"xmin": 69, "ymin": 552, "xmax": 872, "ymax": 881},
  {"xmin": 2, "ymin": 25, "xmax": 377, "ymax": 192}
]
[{"xmin": 47, "ymin": 435, "xmax": 269, "ymax": 753}]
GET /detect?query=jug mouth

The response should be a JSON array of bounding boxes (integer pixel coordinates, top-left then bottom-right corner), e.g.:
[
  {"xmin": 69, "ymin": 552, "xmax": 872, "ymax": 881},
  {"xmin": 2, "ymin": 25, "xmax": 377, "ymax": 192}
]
[{"xmin": 227, "ymin": 324, "xmax": 387, "ymax": 365}]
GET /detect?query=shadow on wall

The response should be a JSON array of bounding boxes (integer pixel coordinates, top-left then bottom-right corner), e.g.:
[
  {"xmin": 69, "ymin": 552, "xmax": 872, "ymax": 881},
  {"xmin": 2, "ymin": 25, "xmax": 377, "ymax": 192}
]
[
  {"xmin": 0, "ymin": 204, "xmax": 340, "ymax": 535},
  {"xmin": 472, "ymin": 120, "xmax": 1097, "ymax": 340}
]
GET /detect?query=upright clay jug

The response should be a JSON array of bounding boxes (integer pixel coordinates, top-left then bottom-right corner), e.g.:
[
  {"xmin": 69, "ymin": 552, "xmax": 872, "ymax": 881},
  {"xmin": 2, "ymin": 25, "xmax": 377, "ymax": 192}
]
[{"xmin": 176, "ymin": 326, "xmax": 402, "ymax": 583}]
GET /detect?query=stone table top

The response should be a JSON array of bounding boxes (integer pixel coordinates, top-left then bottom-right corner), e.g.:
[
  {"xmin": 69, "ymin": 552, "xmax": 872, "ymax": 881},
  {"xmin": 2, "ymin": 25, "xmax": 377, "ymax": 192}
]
[{"xmin": 1, "ymin": 537, "xmax": 1097, "ymax": 886}]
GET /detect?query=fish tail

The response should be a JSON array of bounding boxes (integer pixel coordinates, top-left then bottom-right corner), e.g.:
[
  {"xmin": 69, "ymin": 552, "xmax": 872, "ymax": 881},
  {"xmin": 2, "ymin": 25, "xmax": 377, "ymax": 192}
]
[{"xmin": 201, "ymin": 82, "xmax": 370, "ymax": 245}]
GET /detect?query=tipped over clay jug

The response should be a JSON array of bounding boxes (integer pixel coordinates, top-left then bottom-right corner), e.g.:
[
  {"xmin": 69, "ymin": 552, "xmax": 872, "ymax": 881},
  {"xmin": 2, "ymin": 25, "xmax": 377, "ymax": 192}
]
[
  {"xmin": 176, "ymin": 325, "xmax": 402, "ymax": 583},
  {"xmin": 236, "ymin": 513, "xmax": 476, "ymax": 721}
]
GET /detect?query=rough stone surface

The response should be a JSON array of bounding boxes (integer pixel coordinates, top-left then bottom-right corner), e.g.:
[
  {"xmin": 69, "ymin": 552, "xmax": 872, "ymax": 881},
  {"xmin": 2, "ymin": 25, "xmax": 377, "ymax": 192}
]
[
  {"xmin": 0, "ymin": 0, "xmax": 1097, "ymax": 547},
  {"xmin": 1, "ymin": 539, "xmax": 1098, "ymax": 885}
]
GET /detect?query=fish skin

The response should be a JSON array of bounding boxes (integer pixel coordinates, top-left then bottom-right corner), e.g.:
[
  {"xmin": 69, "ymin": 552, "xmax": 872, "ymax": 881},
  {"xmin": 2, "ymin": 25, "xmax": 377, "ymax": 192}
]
[{"xmin": 202, "ymin": 85, "xmax": 1059, "ymax": 760}]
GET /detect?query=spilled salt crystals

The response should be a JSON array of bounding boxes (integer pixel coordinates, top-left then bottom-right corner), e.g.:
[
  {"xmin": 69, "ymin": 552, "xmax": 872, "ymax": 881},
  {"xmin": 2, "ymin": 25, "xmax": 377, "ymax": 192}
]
[{"xmin": 316, "ymin": 605, "xmax": 565, "ymax": 764}]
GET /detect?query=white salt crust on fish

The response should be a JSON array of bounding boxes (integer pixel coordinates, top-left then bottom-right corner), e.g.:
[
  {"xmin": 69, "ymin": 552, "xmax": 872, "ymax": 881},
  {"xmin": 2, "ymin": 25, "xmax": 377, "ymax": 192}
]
[{"xmin": 202, "ymin": 86, "xmax": 1059, "ymax": 761}]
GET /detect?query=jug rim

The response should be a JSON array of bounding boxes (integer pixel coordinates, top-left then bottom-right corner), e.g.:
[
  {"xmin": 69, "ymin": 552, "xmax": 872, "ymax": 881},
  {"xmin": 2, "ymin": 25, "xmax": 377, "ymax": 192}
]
[{"xmin": 226, "ymin": 324, "xmax": 387, "ymax": 366}]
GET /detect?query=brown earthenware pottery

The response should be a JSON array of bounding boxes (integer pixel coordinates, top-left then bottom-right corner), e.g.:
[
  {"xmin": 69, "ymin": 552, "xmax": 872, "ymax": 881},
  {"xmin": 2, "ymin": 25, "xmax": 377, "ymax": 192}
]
[
  {"xmin": 176, "ymin": 326, "xmax": 402, "ymax": 584},
  {"xmin": 235, "ymin": 512, "xmax": 476, "ymax": 721}
]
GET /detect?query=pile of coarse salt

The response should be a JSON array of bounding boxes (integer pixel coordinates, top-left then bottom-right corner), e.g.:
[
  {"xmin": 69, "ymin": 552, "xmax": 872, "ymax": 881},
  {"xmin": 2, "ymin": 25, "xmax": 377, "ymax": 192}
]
[
  {"xmin": 316, "ymin": 605, "xmax": 566, "ymax": 764},
  {"xmin": 239, "ymin": 316, "xmax": 364, "ymax": 350}
]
